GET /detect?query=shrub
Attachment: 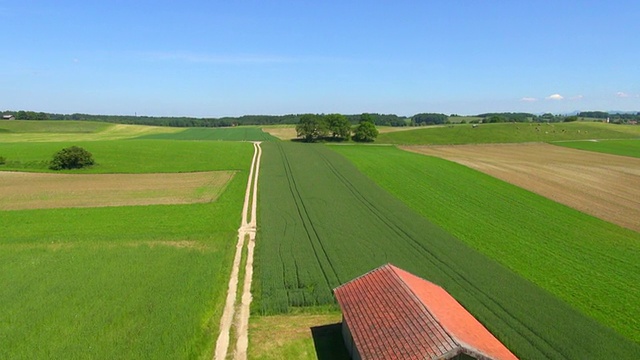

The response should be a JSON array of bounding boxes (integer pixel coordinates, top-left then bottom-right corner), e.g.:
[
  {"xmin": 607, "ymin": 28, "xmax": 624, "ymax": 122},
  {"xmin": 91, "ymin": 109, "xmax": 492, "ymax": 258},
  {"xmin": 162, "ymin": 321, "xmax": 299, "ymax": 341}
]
[
  {"xmin": 0, "ymin": 156, "xmax": 5, "ymax": 165},
  {"xmin": 49, "ymin": 146, "xmax": 95, "ymax": 170}
]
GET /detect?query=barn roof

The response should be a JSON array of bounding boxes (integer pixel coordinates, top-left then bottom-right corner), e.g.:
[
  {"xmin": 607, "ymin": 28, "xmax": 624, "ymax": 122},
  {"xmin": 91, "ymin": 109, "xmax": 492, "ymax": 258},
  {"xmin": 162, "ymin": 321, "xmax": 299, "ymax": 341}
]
[{"xmin": 333, "ymin": 264, "xmax": 518, "ymax": 360}]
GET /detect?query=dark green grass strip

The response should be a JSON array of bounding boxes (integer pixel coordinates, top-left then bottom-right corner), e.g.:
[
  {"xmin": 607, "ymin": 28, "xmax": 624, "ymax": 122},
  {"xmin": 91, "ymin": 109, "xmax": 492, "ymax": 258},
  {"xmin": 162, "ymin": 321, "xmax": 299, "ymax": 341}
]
[
  {"xmin": 554, "ymin": 139, "xmax": 640, "ymax": 158},
  {"xmin": 332, "ymin": 145, "xmax": 640, "ymax": 344},
  {"xmin": 256, "ymin": 142, "xmax": 640, "ymax": 359},
  {"xmin": 135, "ymin": 127, "xmax": 277, "ymax": 141}
]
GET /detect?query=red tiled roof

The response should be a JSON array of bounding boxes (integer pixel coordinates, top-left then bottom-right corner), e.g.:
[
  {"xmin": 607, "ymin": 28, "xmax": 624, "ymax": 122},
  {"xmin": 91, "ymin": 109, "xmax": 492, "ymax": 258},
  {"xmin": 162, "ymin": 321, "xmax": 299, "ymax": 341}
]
[{"xmin": 334, "ymin": 264, "xmax": 518, "ymax": 360}]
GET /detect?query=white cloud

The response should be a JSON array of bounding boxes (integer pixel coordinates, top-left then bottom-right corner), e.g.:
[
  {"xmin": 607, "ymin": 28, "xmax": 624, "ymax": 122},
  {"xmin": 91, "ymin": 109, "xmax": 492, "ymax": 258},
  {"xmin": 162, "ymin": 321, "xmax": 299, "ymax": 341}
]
[
  {"xmin": 616, "ymin": 91, "xmax": 630, "ymax": 98},
  {"xmin": 520, "ymin": 97, "xmax": 538, "ymax": 102},
  {"xmin": 570, "ymin": 95, "xmax": 583, "ymax": 100},
  {"xmin": 546, "ymin": 94, "xmax": 564, "ymax": 100}
]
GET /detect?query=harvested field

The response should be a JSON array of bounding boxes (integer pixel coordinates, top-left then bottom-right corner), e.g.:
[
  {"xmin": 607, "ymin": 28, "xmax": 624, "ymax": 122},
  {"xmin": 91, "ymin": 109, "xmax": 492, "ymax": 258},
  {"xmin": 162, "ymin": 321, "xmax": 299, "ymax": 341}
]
[
  {"xmin": 262, "ymin": 126, "xmax": 298, "ymax": 140},
  {"xmin": 0, "ymin": 170, "xmax": 235, "ymax": 210},
  {"xmin": 402, "ymin": 143, "xmax": 640, "ymax": 232}
]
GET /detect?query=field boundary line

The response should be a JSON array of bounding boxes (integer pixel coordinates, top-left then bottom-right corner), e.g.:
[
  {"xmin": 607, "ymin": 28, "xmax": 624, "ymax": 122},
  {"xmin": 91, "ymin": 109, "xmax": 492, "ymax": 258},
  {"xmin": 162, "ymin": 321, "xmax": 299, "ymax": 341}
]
[{"xmin": 213, "ymin": 142, "xmax": 261, "ymax": 360}]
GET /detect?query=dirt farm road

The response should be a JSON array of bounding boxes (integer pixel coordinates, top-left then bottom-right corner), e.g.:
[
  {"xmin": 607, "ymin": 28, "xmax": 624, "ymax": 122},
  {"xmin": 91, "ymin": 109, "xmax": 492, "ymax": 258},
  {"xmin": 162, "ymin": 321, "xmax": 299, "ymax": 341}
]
[
  {"xmin": 403, "ymin": 143, "xmax": 640, "ymax": 232},
  {"xmin": 214, "ymin": 141, "xmax": 262, "ymax": 360}
]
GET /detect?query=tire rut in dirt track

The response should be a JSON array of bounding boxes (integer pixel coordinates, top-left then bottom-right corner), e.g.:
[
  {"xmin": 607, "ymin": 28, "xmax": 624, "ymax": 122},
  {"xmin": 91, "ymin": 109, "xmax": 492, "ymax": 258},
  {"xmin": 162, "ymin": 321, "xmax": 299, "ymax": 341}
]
[
  {"xmin": 318, "ymin": 148, "xmax": 563, "ymax": 358},
  {"xmin": 277, "ymin": 142, "xmax": 338, "ymax": 290}
]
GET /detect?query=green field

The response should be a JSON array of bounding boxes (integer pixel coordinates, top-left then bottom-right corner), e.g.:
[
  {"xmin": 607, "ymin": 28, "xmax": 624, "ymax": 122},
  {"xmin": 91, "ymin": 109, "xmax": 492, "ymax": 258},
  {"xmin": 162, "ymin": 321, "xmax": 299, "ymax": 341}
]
[
  {"xmin": 0, "ymin": 120, "xmax": 181, "ymax": 142},
  {"xmin": 0, "ymin": 137, "xmax": 253, "ymax": 358},
  {"xmin": 136, "ymin": 127, "xmax": 276, "ymax": 141},
  {"xmin": 0, "ymin": 140, "xmax": 252, "ymax": 172},
  {"xmin": 255, "ymin": 141, "xmax": 639, "ymax": 359},
  {"xmin": 332, "ymin": 145, "xmax": 640, "ymax": 343},
  {"xmin": 377, "ymin": 122, "xmax": 640, "ymax": 144},
  {"xmin": 555, "ymin": 139, "xmax": 640, "ymax": 158}
]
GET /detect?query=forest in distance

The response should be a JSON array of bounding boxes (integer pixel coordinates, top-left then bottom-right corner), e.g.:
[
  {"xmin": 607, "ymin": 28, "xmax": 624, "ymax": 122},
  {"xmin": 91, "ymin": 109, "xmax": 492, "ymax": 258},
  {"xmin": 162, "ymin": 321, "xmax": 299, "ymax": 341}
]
[{"xmin": 2, "ymin": 110, "xmax": 639, "ymax": 128}]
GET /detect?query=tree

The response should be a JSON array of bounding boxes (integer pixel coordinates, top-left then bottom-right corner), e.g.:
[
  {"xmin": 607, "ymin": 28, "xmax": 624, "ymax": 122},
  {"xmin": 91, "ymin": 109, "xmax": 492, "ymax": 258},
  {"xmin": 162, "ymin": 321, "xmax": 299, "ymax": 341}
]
[
  {"xmin": 325, "ymin": 113, "xmax": 351, "ymax": 140},
  {"xmin": 353, "ymin": 114, "xmax": 379, "ymax": 142},
  {"xmin": 49, "ymin": 146, "xmax": 95, "ymax": 170},
  {"xmin": 295, "ymin": 114, "xmax": 327, "ymax": 142}
]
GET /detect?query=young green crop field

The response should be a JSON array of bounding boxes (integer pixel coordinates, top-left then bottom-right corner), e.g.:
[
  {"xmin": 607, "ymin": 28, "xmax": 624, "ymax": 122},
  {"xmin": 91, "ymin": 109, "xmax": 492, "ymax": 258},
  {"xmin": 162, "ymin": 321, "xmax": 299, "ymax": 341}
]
[
  {"xmin": 255, "ymin": 141, "xmax": 640, "ymax": 359},
  {"xmin": 0, "ymin": 134, "xmax": 255, "ymax": 358},
  {"xmin": 376, "ymin": 121, "xmax": 640, "ymax": 145},
  {"xmin": 136, "ymin": 127, "xmax": 277, "ymax": 141},
  {"xmin": 554, "ymin": 138, "xmax": 640, "ymax": 158},
  {"xmin": 332, "ymin": 145, "xmax": 640, "ymax": 344}
]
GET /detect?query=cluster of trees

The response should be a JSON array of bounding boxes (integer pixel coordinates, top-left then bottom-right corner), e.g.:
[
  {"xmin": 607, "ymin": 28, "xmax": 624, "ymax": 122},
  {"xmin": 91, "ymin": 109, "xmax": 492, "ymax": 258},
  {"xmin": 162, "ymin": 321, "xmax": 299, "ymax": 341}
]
[
  {"xmin": 295, "ymin": 113, "xmax": 379, "ymax": 142},
  {"xmin": 578, "ymin": 111, "xmax": 640, "ymax": 123},
  {"xmin": 411, "ymin": 113, "xmax": 449, "ymax": 125}
]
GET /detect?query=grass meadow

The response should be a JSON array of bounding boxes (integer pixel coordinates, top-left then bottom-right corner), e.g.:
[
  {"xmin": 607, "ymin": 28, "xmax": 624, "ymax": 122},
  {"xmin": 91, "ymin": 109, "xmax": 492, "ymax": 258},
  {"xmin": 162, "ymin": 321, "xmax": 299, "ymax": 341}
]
[
  {"xmin": 376, "ymin": 121, "xmax": 640, "ymax": 145},
  {"xmin": 0, "ymin": 140, "xmax": 251, "ymax": 173},
  {"xmin": 555, "ymin": 138, "xmax": 640, "ymax": 158},
  {"xmin": 0, "ymin": 123, "xmax": 257, "ymax": 358},
  {"xmin": 254, "ymin": 141, "xmax": 639, "ymax": 359}
]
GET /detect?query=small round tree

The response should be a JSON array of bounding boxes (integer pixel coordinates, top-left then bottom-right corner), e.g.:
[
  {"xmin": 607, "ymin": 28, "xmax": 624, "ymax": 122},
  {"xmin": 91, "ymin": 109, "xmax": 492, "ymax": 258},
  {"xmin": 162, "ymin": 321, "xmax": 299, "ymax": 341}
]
[
  {"xmin": 352, "ymin": 116, "xmax": 379, "ymax": 142},
  {"xmin": 49, "ymin": 146, "xmax": 95, "ymax": 170}
]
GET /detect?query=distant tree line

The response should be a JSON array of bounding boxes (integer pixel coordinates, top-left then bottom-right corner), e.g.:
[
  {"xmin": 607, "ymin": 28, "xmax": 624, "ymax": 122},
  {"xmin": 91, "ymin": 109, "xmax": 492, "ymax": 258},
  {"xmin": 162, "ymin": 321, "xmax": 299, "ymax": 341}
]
[{"xmin": 3, "ymin": 110, "xmax": 638, "ymax": 127}]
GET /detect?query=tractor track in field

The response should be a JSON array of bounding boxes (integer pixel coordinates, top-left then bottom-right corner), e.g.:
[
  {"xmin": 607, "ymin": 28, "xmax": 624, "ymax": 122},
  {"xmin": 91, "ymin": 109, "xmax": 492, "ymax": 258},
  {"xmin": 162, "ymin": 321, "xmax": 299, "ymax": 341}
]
[
  {"xmin": 317, "ymin": 148, "xmax": 561, "ymax": 358},
  {"xmin": 214, "ymin": 141, "xmax": 261, "ymax": 360},
  {"xmin": 277, "ymin": 143, "xmax": 339, "ymax": 290}
]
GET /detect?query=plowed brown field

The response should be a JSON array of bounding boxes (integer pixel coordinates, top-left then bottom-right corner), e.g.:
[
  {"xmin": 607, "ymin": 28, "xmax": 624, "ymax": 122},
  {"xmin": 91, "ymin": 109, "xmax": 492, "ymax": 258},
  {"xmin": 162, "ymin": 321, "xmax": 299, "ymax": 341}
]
[
  {"xmin": 0, "ymin": 171, "xmax": 235, "ymax": 210},
  {"xmin": 402, "ymin": 143, "xmax": 640, "ymax": 232}
]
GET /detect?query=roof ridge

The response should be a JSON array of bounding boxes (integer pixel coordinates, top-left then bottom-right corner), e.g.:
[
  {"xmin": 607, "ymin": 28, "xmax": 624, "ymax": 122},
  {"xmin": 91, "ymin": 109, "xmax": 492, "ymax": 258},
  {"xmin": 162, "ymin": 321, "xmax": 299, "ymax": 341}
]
[{"xmin": 332, "ymin": 263, "xmax": 393, "ymax": 293}]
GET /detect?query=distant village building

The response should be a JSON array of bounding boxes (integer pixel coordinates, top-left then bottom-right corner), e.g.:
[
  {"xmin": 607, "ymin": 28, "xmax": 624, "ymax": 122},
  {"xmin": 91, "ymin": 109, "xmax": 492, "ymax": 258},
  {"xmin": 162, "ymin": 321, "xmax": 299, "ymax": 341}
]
[
  {"xmin": 2, "ymin": 114, "xmax": 15, "ymax": 120},
  {"xmin": 334, "ymin": 264, "xmax": 518, "ymax": 360}
]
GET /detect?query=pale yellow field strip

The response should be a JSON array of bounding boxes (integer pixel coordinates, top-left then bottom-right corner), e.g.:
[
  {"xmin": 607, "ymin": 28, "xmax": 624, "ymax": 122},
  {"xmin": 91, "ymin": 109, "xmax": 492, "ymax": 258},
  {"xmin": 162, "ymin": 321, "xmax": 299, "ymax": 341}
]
[
  {"xmin": 0, "ymin": 170, "xmax": 235, "ymax": 210},
  {"xmin": 403, "ymin": 143, "xmax": 640, "ymax": 232},
  {"xmin": 0, "ymin": 123, "xmax": 182, "ymax": 143},
  {"xmin": 262, "ymin": 127, "xmax": 298, "ymax": 140}
]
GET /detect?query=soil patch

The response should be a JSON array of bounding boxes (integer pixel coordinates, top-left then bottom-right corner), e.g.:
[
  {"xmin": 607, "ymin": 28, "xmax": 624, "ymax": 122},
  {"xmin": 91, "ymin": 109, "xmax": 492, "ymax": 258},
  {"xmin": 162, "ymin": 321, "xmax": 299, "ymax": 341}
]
[
  {"xmin": 402, "ymin": 143, "xmax": 640, "ymax": 232},
  {"xmin": 0, "ymin": 171, "xmax": 235, "ymax": 210}
]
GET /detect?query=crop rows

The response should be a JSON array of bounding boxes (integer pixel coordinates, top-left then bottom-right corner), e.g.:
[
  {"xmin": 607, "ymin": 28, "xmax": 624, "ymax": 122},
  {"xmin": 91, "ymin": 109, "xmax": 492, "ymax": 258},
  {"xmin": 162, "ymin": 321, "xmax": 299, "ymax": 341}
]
[
  {"xmin": 333, "ymin": 144, "xmax": 640, "ymax": 344},
  {"xmin": 255, "ymin": 141, "xmax": 640, "ymax": 359}
]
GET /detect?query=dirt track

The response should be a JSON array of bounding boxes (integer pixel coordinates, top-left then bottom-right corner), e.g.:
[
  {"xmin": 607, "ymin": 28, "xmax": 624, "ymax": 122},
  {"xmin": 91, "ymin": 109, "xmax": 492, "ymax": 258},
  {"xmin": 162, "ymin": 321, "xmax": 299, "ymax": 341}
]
[
  {"xmin": 214, "ymin": 142, "xmax": 261, "ymax": 360},
  {"xmin": 403, "ymin": 143, "xmax": 640, "ymax": 232}
]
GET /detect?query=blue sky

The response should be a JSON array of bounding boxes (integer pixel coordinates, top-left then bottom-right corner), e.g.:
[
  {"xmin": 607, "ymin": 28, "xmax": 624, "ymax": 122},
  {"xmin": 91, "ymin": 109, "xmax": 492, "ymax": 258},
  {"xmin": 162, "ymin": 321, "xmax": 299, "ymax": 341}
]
[{"xmin": 1, "ymin": 1, "xmax": 639, "ymax": 117}]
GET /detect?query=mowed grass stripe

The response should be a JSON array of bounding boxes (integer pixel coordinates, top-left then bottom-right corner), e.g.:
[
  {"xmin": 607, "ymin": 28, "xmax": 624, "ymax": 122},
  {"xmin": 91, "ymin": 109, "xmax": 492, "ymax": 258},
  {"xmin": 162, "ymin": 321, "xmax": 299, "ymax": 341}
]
[
  {"xmin": 554, "ymin": 138, "xmax": 640, "ymax": 158},
  {"xmin": 332, "ymin": 145, "xmax": 640, "ymax": 344},
  {"xmin": 256, "ymin": 142, "xmax": 640, "ymax": 359}
]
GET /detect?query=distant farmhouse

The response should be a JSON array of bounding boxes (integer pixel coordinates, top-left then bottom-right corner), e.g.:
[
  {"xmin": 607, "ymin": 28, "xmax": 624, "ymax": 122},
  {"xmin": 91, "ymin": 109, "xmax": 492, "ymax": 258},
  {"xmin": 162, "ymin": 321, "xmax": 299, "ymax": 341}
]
[
  {"xmin": 2, "ymin": 114, "xmax": 15, "ymax": 120},
  {"xmin": 334, "ymin": 264, "xmax": 518, "ymax": 360}
]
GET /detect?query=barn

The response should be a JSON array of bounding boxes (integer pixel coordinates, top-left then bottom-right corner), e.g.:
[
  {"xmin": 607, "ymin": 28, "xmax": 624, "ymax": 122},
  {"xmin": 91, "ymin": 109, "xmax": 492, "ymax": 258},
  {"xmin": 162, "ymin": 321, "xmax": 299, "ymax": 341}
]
[{"xmin": 333, "ymin": 264, "xmax": 518, "ymax": 360}]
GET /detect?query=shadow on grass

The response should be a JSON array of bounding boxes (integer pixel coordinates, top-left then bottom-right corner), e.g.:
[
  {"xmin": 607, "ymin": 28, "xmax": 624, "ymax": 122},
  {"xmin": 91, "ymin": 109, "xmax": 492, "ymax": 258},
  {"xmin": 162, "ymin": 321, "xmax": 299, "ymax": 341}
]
[{"xmin": 311, "ymin": 322, "xmax": 351, "ymax": 360}]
